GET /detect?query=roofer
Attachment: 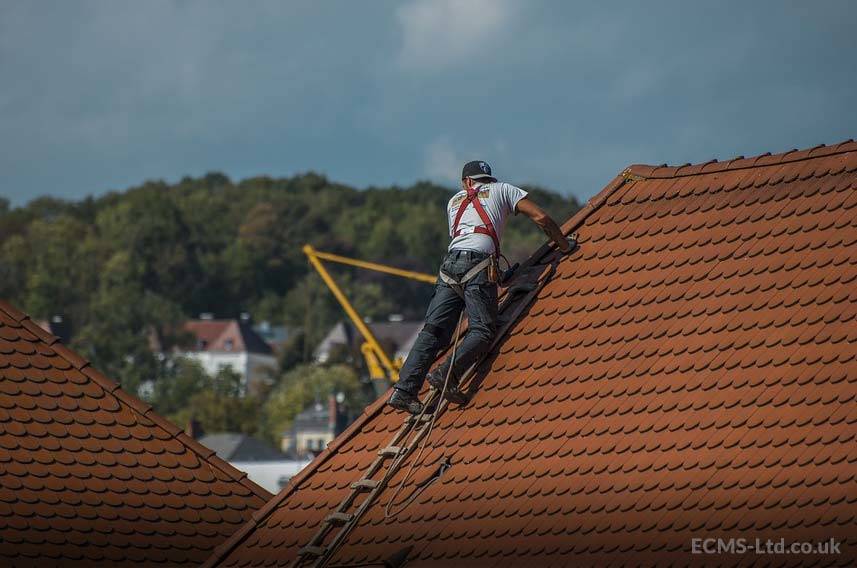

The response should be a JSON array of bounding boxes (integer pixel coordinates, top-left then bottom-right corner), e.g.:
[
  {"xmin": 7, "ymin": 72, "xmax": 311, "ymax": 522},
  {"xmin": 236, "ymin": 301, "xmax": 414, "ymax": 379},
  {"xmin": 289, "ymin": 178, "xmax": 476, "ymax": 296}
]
[{"xmin": 388, "ymin": 160, "xmax": 573, "ymax": 414}]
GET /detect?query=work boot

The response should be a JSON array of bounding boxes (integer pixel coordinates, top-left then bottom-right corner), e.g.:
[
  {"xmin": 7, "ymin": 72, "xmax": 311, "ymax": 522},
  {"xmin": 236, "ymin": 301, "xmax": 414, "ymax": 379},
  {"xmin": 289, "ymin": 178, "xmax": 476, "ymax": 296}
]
[
  {"xmin": 427, "ymin": 368, "xmax": 468, "ymax": 406},
  {"xmin": 426, "ymin": 368, "xmax": 447, "ymax": 391},
  {"xmin": 387, "ymin": 388, "xmax": 424, "ymax": 415}
]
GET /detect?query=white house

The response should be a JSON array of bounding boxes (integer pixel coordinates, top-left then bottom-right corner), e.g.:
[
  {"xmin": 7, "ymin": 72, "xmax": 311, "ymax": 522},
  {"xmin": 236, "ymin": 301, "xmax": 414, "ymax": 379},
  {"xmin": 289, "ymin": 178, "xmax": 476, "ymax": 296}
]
[{"xmin": 182, "ymin": 316, "xmax": 277, "ymax": 393}]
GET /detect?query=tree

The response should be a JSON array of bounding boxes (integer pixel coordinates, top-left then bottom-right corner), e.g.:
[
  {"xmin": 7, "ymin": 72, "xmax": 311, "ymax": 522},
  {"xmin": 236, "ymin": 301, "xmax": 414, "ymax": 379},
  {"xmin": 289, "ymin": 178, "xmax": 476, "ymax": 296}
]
[
  {"xmin": 169, "ymin": 367, "xmax": 261, "ymax": 436},
  {"xmin": 261, "ymin": 364, "xmax": 368, "ymax": 444},
  {"xmin": 0, "ymin": 171, "xmax": 580, "ymax": 414},
  {"xmin": 149, "ymin": 357, "xmax": 209, "ymax": 416}
]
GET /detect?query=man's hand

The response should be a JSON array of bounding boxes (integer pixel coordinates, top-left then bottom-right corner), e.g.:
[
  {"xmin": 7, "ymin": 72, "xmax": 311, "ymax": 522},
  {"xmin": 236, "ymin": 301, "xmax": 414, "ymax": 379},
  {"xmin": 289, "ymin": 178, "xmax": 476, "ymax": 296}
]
[{"xmin": 515, "ymin": 197, "xmax": 572, "ymax": 253}]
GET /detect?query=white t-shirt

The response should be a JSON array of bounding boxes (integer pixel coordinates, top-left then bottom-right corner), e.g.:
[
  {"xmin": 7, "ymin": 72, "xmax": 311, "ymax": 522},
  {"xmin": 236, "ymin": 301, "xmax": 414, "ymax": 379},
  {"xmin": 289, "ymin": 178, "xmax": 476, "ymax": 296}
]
[{"xmin": 446, "ymin": 181, "xmax": 528, "ymax": 253}]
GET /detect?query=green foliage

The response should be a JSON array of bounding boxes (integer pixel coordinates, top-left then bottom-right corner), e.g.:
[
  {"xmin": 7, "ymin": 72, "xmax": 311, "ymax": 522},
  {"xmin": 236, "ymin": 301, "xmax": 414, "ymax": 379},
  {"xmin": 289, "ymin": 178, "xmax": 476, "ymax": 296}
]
[
  {"xmin": 0, "ymin": 172, "xmax": 580, "ymax": 435},
  {"xmin": 261, "ymin": 364, "xmax": 368, "ymax": 444},
  {"xmin": 165, "ymin": 363, "xmax": 261, "ymax": 436},
  {"xmin": 149, "ymin": 357, "xmax": 209, "ymax": 416}
]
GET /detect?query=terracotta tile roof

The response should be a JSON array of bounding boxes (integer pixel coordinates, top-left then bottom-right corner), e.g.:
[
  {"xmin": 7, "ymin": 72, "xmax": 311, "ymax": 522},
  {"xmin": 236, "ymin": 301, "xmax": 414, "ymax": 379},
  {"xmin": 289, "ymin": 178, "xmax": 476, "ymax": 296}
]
[
  {"xmin": 206, "ymin": 140, "xmax": 857, "ymax": 567},
  {"xmin": 184, "ymin": 319, "xmax": 273, "ymax": 354},
  {"xmin": 0, "ymin": 301, "xmax": 273, "ymax": 565}
]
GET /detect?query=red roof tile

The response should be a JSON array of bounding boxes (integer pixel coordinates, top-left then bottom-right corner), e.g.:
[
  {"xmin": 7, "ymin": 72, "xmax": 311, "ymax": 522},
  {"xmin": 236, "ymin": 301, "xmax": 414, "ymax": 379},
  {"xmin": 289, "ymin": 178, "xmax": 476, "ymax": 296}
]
[
  {"xmin": 206, "ymin": 140, "xmax": 857, "ymax": 567},
  {"xmin": 0, "ymin": 301, "xmax": 272, "ymax": 565}
]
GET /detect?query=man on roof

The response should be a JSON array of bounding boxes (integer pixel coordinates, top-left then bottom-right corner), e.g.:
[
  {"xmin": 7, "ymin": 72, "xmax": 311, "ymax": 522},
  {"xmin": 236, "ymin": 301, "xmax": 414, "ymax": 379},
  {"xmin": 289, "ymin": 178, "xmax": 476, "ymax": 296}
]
[{"xmin": 388, "ymin": 160, "xmax": 573, "ymax": 414}]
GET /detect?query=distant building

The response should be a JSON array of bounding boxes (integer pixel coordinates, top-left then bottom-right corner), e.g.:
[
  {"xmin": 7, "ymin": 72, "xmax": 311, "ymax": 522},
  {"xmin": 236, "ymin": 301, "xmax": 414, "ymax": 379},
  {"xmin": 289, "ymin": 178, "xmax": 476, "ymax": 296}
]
[
  {"xmin": 313, "ymin": 317, "xmax": 422, "ymax": 365},
  {"xmin": 252, "ymin": 320, "xmax": 293, "ymax": 354},
  {"xmin": 199, "ymin": 432, "xmax": 289, "ymax": 462},
  {"xmin": 283, "ymin": 395, "xmax": 350, "ymax": 458},
  {"xmin": 181, "ymin": 314, "xmax": 277, "ymax": 393},
  {"xmin": 198, "ymin": 432, "xmax": 311, "ymax": 494}
]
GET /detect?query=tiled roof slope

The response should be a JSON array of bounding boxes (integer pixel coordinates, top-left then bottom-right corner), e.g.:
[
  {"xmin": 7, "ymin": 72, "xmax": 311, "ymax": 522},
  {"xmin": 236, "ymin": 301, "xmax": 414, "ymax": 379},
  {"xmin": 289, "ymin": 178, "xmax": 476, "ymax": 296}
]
[
  {"xmin": 207, "ymin": 140, "xmax": 857, "ymax": 567},
  {"xmin": 0, "ymin": 301, "xmax": 272, "ymax": 565}
]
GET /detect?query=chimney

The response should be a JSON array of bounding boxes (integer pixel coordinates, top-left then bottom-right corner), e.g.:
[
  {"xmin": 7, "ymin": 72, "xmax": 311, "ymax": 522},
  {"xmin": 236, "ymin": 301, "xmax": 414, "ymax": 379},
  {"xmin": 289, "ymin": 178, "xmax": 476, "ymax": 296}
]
[
  {"xmin": 328, "ymin": 395, "xmax": 337, "ymax": 432},
  {"xmin": 332, "ymin": 392, "xmax": 348, "ymax": 435},
  {"xmin": 186, "ymin": 417, "xmax": 204, "ymax": 439}
]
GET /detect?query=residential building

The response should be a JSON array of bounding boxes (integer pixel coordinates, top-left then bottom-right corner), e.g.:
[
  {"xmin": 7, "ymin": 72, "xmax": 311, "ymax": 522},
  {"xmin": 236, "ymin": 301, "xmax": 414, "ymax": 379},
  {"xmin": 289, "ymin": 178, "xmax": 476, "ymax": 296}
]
[
  {"xmin": 0, "ymin": 301, "xmax": 271, "ymax": 566},
  {"xmin": 313, "ymin": 317, "xmax": 422, "ymax": 365},
  {"xmin": 182, "ymin": 314, "xmax": 277, "ymax": 393},
  {"xmin": 200, "ymin": 432, "xmax": 290, "ymax": 462},
  {"xmin": 282, "ymin": 395, "xmax": 350, "ymax": 458},
  {"xmin": 204, "ymin": 140, "xmax": 857, "ymax": 566},
  {"xmin": 252, "ymin": 320, "xmax": 293, "ymax": 354},
  {"xmin": 198, "ymin": 432, "xmax": 312, "ymax": 493}
]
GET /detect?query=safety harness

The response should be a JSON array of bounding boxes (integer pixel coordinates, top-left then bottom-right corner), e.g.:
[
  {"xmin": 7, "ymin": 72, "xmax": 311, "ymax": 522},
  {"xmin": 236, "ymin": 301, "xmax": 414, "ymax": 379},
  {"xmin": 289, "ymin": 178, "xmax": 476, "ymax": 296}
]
[
  {"xmin": 440, "ymin": 185, "xmax": 501, "ymax": 295},
  {"xmin": 451, "ymin": 185, "xmax": 500, "ymax": 253}
]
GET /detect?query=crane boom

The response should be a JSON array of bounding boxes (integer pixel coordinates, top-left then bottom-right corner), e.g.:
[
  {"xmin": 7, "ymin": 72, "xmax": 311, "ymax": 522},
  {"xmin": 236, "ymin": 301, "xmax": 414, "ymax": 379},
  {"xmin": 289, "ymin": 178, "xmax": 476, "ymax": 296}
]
[
  {"xmin": 303, "ymin": 244, "xmax": 435, "ymax": 386},
  {"xmin": 307, "ymin": 248, "xmax": 437, "ymax": 284}
]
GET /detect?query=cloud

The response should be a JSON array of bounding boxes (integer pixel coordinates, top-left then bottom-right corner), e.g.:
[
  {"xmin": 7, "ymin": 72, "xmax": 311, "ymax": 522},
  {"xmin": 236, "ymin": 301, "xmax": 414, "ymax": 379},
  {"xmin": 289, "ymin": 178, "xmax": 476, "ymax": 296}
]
[
  {"xmin": 395, "ymin": 0, "xmax": 515, "ymax": 71},
  {"xmin": 422, "ymin": 137, "xmax": 510, "ymax": 184},
  {"xmin": 423, "ymin": 139, "xmax": 461, "ymax": 182}
]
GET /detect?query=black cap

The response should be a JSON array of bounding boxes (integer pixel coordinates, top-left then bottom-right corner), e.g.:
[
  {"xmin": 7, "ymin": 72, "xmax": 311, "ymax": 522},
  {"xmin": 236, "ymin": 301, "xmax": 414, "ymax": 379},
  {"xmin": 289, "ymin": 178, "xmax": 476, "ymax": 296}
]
[{"xmin": 461, "ymin": 160, "xmax": 496, "ymax": 181}]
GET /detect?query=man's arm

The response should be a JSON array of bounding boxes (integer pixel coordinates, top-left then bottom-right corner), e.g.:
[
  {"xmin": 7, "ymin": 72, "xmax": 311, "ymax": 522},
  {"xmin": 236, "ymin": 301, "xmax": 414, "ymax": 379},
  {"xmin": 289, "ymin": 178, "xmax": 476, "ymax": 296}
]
[{"xmin": 515, "ymin": 197, "xmax": 572, "ymax": 253}]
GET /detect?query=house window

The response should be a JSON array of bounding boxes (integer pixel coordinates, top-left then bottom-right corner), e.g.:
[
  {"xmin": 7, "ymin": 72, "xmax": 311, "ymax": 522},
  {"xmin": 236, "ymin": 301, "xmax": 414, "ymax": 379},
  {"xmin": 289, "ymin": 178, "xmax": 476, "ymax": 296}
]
[
  {"xmin": 197, "ymin": 339, "xmax": 207, "ymax": 350},
  {"xmin": 224, "ymin": 339, "xmax": 234, "ymax": 351}
]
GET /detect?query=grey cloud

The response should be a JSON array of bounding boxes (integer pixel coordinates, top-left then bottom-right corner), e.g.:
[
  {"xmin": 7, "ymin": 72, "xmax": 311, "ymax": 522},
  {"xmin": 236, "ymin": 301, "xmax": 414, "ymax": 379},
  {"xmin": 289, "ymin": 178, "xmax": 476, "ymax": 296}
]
[{"xmin": 1, "ymin": 0, "xmax": 855, "ymax": 205}]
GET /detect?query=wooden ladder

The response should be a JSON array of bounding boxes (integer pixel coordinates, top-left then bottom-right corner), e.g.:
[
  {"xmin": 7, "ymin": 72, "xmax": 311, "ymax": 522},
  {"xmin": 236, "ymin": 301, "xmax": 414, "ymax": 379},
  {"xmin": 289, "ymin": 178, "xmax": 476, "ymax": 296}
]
[
  {"xmin": 291, "ymin": 259, "xmax": 558, "ymax": 567},
  {"xmin": 290, "ymin": 392, "xmax": 448, "ymax": 568}
]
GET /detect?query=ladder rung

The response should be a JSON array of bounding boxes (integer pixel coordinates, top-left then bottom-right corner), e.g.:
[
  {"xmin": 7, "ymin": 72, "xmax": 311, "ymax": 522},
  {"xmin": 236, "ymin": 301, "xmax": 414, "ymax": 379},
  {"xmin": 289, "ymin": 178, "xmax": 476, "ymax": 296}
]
[
  {"xmin": 408, "ymin": 413, "xmax": 433, "ymax": 424},
  {"xmin": 378, "ymin": 446, "xmax": 402, "ymax": 457},
  {"xmin": 298, "ymin": 545, "xmax": 325, "ymax": 557},
  {"xmin": 325, "ymin": 512, "xmax": 352, "ymax": 525},
  {"xmin": 351, "ymin": 479, "xmax": 380, "ymax": 491}
]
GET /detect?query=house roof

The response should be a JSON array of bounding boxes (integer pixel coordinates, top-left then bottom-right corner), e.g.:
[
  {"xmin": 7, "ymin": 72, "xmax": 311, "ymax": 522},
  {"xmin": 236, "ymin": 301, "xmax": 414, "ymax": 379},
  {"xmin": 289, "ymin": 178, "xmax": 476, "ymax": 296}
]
[
  {"xmin": 200, "ymin": 432, "xmax": 288, "ymax": 462},
  {"xmin": 292, "ymin": 401, "xmax": 331, "ymax": 432},
  {"xmin": 205, "ymin": 140, "xmax": 857, "ymax": 567},
  {"xmin": 0, "ymin": 301, "xmax": 273, "ymax": 565},
  {"xmin": 314, "ymin": 320, "xmax": 423, "ymax": 361},
  {"xmin": 184, "ymin": 319, "xmax": 273, "ymax": 355}
]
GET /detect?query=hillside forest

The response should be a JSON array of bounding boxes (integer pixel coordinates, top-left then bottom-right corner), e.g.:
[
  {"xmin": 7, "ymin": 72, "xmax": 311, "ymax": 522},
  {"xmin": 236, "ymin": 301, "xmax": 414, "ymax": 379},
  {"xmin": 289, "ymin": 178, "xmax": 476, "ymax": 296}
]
[{"xmin": 0, "ymin": 173, "xmax": 580, "ymax": 443}]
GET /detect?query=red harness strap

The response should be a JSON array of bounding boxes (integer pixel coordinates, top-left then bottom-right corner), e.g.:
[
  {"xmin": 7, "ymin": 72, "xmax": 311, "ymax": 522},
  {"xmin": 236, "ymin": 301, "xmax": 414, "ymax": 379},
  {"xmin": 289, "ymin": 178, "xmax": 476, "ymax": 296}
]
[{"xmin": 451, "ymin": 186, "xmax": 500, "ymax": 254}]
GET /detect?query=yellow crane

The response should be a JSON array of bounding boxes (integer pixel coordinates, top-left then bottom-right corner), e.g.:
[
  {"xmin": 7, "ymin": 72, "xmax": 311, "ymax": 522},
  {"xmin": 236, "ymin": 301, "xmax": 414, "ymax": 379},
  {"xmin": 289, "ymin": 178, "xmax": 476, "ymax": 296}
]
[{"xmin": 303, "ymin": 245, "xmax": 435, "ymax": 386}]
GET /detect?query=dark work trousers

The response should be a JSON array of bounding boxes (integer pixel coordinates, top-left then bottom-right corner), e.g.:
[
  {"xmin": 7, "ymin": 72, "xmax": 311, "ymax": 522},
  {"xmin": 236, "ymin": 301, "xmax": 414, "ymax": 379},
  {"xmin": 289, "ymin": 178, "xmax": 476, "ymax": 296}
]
[{"xmin": 395, "ymin": 249, "xmax": 498, "ymax": 395}]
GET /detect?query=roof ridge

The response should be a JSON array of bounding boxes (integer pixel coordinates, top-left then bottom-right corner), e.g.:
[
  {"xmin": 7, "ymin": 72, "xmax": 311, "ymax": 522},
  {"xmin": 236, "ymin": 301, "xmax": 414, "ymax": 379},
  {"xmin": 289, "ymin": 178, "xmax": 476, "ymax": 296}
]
[
  {"xmin": 198, "ymin": 143, "xmax": 857, "ymax": 565},
  {"xmin": 625, "ymin": 138, "xmax": 857, "ymax": 179},
  {"xmin": 0, "ymin": 299, "xmax": 272, "ymax": 503}
]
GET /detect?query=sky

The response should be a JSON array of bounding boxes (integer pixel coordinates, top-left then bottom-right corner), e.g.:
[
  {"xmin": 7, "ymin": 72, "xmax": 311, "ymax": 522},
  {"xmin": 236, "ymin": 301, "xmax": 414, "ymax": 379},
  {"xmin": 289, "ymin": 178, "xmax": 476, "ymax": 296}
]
[{"xmin": 1, "ymin": 0, "xmax": 856, "ymax": 206}]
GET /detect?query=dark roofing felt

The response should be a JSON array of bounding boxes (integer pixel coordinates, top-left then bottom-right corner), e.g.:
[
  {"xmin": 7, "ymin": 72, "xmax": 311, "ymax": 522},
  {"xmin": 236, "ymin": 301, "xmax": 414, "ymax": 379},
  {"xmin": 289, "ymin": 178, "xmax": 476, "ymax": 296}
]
[
  {"xmin": 0, "ymin": 301, "xmax": 272, "ymax": 565},
  {"xmin": 206, "ymin": 140, "xmax": 857, "ymax": 567}
]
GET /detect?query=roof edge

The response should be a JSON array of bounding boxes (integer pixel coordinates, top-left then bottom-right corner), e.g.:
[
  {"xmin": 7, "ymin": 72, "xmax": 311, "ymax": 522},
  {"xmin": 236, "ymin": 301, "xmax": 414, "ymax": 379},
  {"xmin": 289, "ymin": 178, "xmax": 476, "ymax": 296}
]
[
  {"xmin": 202, "ymin": 381, "xmax": 391, "ymax": 567},
  {"xmin": 516, "ymin": 171, "xmax": 632, "ymax": 273},
  {"xmin": 0, "ymin": 299, "xmax": 273, "ymax": 504},
  {"xmin": 625, "ymin": 138, "xmax": 856, "ymax": 179}
]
